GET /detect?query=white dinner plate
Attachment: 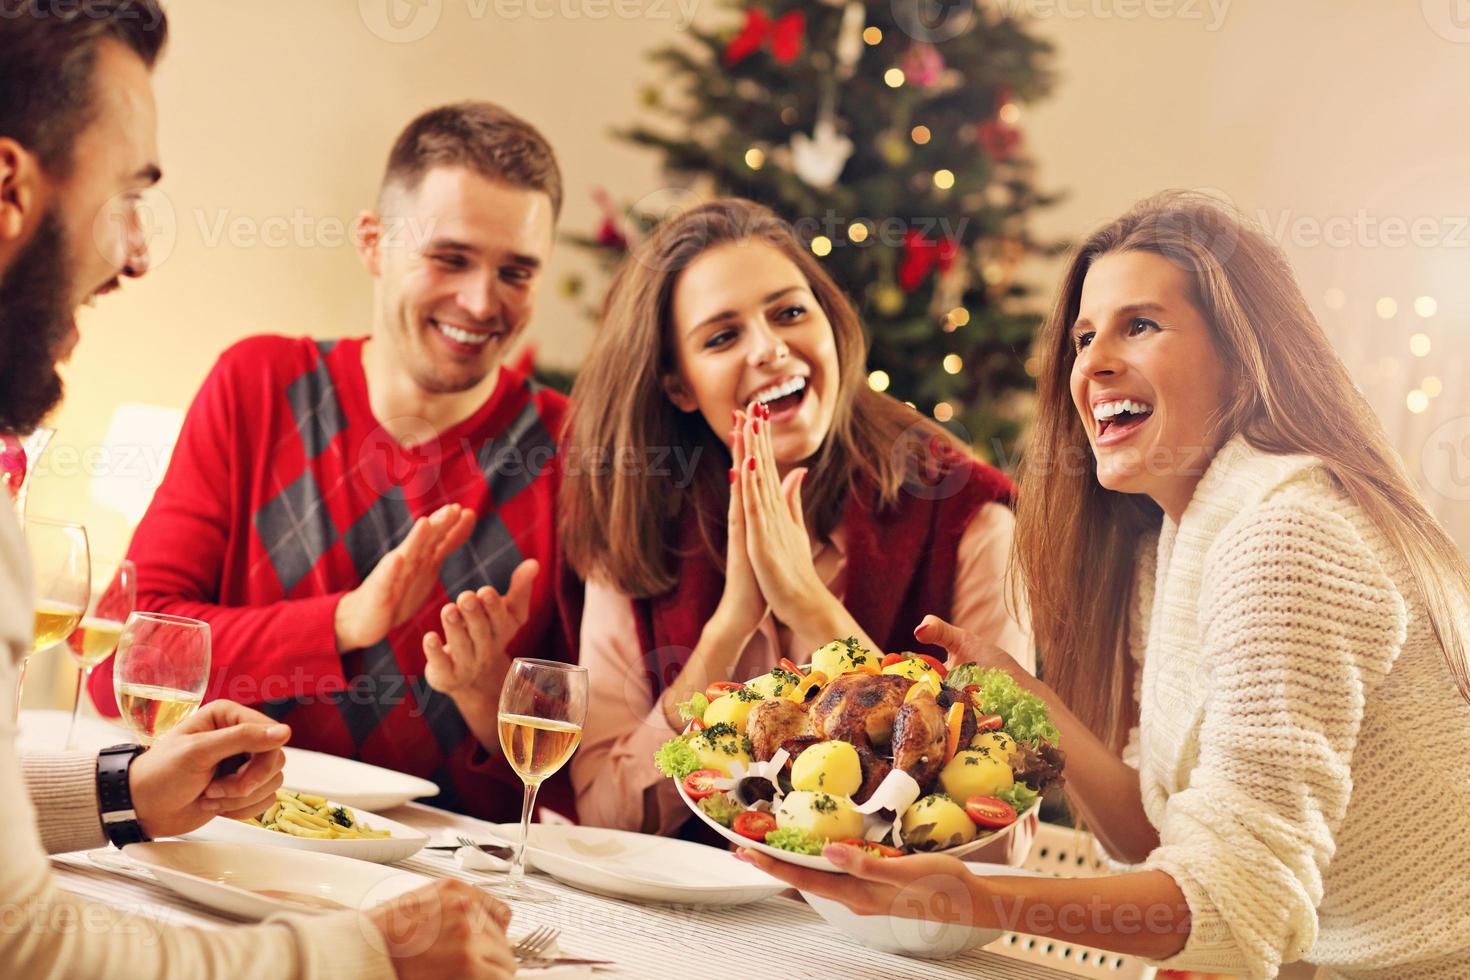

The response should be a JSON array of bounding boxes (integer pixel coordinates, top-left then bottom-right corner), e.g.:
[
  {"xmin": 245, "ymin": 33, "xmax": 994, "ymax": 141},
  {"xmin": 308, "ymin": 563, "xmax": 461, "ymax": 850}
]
[
  {"xmin": 483, "ymin": 822, "xmax": 786, "ymax": 906},
  {"xmin": 123, "ymin": 840, "xmax": 431, "ymax": 920},
  {"xmin": 281, "ymin": 747, "xmax": 440, "ymax": 810},
  {"xmin": 182, "ymin": 799, "xmax": 428, "ymax": 864}
]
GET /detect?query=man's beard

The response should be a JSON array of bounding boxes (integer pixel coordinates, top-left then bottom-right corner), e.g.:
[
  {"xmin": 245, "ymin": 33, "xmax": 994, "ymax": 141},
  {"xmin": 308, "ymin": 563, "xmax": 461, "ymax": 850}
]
[{"xmin": 0, "ymin": 211, "xmax": 73, "ymax": 434}]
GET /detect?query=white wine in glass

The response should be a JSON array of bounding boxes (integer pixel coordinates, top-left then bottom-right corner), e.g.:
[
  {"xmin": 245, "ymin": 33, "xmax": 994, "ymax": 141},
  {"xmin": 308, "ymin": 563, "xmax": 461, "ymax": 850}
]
[
  {"xmin": 15, "ymin": 517, "xmax": 90, "ymax": 721},
  {"xmin": 63, "ymin": 560, "xmax": 136, "ymax": 749},
  {"xmin": 496, "ymin": 658, "xmax": 588, "ymax": 904},
  {"xmin": 112, "ymin": 611, "xmax": 210, "ymax": 744}
]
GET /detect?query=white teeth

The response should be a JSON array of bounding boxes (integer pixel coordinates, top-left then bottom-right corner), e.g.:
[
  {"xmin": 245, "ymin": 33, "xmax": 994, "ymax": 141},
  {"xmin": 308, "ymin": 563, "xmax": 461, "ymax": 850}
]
[
  {"xmin": 753, "ymin": 376, "xmax": 807, "ymax": 405},
  {"xmin": 1093, "ymin": 398, "xmax": 1154, "ymax": 422},
  {"xmin": 434, "ymin": 320, "xmax": 493, "ymax": 346}
]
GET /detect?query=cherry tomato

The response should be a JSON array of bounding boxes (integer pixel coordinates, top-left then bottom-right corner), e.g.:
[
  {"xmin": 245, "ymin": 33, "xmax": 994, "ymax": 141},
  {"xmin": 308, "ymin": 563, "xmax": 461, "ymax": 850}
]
[
  {"xmin": 975, "ymin": 713, "xmax": 1004, "ymax": 732},
  {"xmin": 688, "ymin": 718, "xmax": 706, "ymax": 732},
  {"xmin": 914, "ymin": 653, "xmax": 948, "ymax": 678},
  {"xmin": 964, "ymin": 795, "xmax": 1018, "ymax": 829},
  {"xmin": 732, "ymin": 810, "xmax": 778, "ymax": 842},
  {"xmin": 777, "ymin": 658, "xmax": 804, "ymax": 676},
  {"xmin": 705, "ymin": 681, "xmax": 744, "ymax": 701},
  {"xmin": 835, "ymin": 838, "xmax": 906, "ymax": 858},
  {"xmin": 881, "ymin": 652, "xmax": 905, "ymax": 669},
  {"xmin": 682, "ymin": 769, "xmax": 724, "ymax": 801}
]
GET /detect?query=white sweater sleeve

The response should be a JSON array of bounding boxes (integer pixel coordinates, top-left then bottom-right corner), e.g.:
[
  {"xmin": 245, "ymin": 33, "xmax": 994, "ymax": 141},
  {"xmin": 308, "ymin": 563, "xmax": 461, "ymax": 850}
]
[
  {"xmin": 1141, "ymin": 503, "xmax": 1406, "ymax": 978},
  {"xmin": 0, "ymin": 509, "xmax": 396, "ymax": 980}
]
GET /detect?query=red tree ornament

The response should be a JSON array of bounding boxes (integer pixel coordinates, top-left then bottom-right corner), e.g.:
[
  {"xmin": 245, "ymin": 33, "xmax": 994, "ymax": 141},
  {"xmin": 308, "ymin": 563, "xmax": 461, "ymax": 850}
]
[
  {"xmin": 897, "ymin": 230, "xmax": 959, "ymax": 292},
  {"xmin": 724, "ymin": 9, "xmax": 806, "ymax": 66}
]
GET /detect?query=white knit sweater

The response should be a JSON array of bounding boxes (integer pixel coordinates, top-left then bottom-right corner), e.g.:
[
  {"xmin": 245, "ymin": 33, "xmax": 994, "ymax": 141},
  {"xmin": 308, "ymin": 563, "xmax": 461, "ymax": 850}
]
[
  {"xmin": 0, "ymin": 504, "xmax": 395, "ymax": 979},
  {"xmin": 1126, "ymin": 436, "xmax": 1470, "ymax": 979}
]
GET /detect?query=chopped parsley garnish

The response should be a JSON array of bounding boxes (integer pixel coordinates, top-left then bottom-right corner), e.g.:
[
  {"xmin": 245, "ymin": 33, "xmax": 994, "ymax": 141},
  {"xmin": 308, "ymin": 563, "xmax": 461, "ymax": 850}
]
[{"xmin": 813, "ymin": 794, "xmax": 838, "ymax": 814}]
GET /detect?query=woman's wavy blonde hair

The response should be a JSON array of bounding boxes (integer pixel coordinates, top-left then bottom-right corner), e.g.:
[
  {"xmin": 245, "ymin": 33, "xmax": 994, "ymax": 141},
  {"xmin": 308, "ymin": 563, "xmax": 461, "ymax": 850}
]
[{"xmin": 1015, "ymin": 191, "xmax": 1470, "ymax": 749}]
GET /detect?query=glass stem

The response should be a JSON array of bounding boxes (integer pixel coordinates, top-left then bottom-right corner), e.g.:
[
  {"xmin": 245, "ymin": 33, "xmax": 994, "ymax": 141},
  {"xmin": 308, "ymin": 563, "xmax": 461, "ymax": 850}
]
[
  {"xmin": 13, "ymin": 653, "xmax": 31, "ymax": 725},
  {"xmin": 65, "ymin": 666, "xmax": 90, "ymax": 751},
  {"xmin": 508, "ymin": 780, "xmax": 541, "ymax": 892}
]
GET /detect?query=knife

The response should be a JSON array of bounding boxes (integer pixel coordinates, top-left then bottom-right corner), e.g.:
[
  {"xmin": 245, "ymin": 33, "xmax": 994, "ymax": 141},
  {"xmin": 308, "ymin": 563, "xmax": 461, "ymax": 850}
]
[
  {"xmin": 520, "ymin": 957, "xmax": 617, "ymax": 968},
  {"xmin": 425, "ymin": 843, "xmax": 515, "ymax": 858}
]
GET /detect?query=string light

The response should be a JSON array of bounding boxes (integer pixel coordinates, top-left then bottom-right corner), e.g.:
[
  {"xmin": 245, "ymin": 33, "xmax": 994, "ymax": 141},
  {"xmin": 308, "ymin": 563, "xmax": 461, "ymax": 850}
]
[
  {"xmin": 1376, "ymin": 297, "xmax": 1397, "ymax": 319},
  {"xmin": 1423, "ymin": 376, "xmax": 1443, "ymax": 398},
  {"xmin": 884, "ymin": 68, "xmax": 905, "ymax": 88},
  {"xmin": 998, "ymin": 103, "xmax": 1020, "ymax": 125},
  {"xmin": 911, "ymin": 125, "xmax": 931, "ymax": 145},
  {"xmin": 948, "ymin": 307, "xmax": 971, "ymax": 326},
  {"xmin": 848, "ymin": 222, "xmax": 869, "ymax": 243},
  {"xmin": 1410, "ymin": 333, "xmax": 1431, "ymax": 357},
  {"xmin": 1024, "ymin": 356, "xmax": 1042, "ymax": 377},
  {"xmin": 1407, "ymin": 390, "xmax": 1430, "ymax": 414},
  {"xmin": 1415, "ymin": 296, "xmax": 1438, "ymax": 318},
  {"xmin": 810, "ymin": 235, "xmax": 832, "ymax": 257},
  {"xmin": 868, "ymin": 370, "xmax": 891, "ymax": 392},
  {"xmin": 744, "ymin": 147, "xmax": 765, "ymax": 170},
  {"xmin": 863, "ymin": 26, "xmax": 882, "ymax": 45},
  {"xmin": 933, "ymin": 169, "xmax": 955, "ymax": 190},
  {"xmin": 934, "ymin": 402, "xmax": 955, "ymax": 422},
  {"xmin": 943, "ymin": 354, "xmax": 963, "ymax": 374}
]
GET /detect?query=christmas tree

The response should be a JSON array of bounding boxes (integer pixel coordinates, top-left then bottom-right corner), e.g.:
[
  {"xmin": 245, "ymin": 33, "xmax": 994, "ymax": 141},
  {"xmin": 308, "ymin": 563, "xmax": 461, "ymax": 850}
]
[{"xmin": 567, "ymin": 0, "xmax": 1061, "ymax": 462}]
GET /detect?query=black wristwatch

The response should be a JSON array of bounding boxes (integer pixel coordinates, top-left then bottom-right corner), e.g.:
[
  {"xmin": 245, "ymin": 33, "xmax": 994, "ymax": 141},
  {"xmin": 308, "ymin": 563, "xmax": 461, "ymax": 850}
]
[{"xmin": 97, "ymin": 743, "xmax": 152, "ymax": 847}]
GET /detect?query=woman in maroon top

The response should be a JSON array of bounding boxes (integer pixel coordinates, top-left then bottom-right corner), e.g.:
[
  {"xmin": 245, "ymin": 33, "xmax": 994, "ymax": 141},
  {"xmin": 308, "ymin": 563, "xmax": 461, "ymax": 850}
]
[{"xmin": 558, "ymin": 200, "xmax": 1033, "ymax": 842}]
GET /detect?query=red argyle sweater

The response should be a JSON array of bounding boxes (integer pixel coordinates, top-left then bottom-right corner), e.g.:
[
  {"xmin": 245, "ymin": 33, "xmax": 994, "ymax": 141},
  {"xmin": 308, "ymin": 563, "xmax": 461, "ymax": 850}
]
[{"xmin": 89, "ymin": 335, "xmax": 575, "ymax": 822}]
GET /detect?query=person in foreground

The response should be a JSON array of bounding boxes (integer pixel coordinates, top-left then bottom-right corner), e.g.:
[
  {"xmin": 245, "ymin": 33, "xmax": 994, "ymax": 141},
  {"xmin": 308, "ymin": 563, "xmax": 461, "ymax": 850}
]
[
  {"xmin": 740, "ymin": 192, "xmax": 1470, "ymax": 979},
  {"xmin": 0, "ymin": 3, "xmax": 514, "ymax": 976},
  {"xmin": 561, "ymin": 198, "xmax": 1034, "ymax": 859},
  {"xmin": 88, "ymin": 99, "xmax": 574, "ymax": 822}
]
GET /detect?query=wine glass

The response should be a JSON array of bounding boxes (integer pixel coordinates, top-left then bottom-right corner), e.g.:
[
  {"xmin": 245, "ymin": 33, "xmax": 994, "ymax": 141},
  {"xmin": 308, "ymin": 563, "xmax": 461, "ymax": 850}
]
[
  {"xmin": 2, "ymin": 427, "xmax": 54, "ymax": 516},
  {"xmin": 495, "ymin": 658, "xmax": 588, "ymax": 903},
  {"xmin": 63, "ymin": 560, "xmax": 137, "ymax": 749},
  {"xmin": 112, "ymin": 611, "xmax": 210, "ymax": 744},
  {"xmin": 15, "ymin": 517, "xmax": 90, "ymax": 721}
]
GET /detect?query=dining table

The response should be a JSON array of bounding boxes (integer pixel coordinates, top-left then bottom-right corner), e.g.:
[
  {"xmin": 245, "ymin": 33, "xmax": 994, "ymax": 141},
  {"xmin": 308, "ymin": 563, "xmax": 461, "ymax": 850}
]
[{"xmin": 25, "ymin": 710, "xmax": 1091, "ymax": 979}]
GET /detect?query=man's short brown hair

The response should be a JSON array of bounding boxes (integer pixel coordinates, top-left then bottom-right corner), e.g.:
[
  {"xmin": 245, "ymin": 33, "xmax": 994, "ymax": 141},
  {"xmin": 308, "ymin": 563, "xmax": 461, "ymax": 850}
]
[
  {"xmin": 381, "ymin": 101, "xmax": 563, "ymax": 219},
  {"xmin": 0, "ymin": 0, "xmax": 168, "ymax": 178}
]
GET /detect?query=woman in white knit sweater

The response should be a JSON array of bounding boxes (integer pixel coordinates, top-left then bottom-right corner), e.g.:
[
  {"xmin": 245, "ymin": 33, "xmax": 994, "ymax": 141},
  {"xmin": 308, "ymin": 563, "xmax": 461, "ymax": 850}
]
[{"xmin": 742, "ymin": 192, "xmax": 1470, "ymax": 979}]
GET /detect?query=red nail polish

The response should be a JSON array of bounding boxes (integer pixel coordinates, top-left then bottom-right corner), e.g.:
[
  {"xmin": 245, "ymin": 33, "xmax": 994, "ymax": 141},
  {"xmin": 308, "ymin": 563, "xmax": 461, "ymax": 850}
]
[
  {"xmin": 729, "ymin": 468, "xmax": 736, "ymax": 483},
  {"xmin": 752, "ymin": 420, "xmax": 760, "ymax": 434},
  {"xmin": 747, "ymin": 456, "xmax": 756, "ymax": 470}
]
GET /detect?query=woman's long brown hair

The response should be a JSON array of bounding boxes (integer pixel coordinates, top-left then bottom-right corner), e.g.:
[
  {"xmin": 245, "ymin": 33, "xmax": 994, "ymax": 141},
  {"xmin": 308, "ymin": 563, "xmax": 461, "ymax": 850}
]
[
  {"xmin": 560, "ymin": 198, "xmax": 971, "ymax": 597},
  {"xmin": 1015, "ymin": 190, "xmax": 1470, "ymax": 750}
]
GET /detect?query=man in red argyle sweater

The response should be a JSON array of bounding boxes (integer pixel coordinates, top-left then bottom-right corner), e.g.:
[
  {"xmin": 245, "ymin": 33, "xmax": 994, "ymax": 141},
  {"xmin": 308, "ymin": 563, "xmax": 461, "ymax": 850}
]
[{"xmin": 90, "ymin": 102, "xmax": 575, "ymax": 821}]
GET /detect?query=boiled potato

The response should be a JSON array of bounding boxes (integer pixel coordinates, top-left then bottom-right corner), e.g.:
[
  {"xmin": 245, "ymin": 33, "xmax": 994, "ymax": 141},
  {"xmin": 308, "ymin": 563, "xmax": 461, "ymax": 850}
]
[
  {"xmin": 810, "ymin": 640, "xmax": 879, "ymax": 678},
  {"xmin": 970, "ymin": 730, "xmax": 1019, "ymax": 762},
  {"xmin": 690, "ymin": 725, "xmax": 751, "ymax": 776},
  {"xmin": 901, "ymin": 794, "xmax": 976, "ymax": 849},
  {"xmin": 748, "ymin": 668, "xmax": 801, "ymax": 700},
  {"xmin": 881, "ymin": 657, "xmax": 943, "ymax": 694},
  {"xmin": 703, "ymin": 687, "xmax": 764, "ymax": 732},
  {"xmin": 775, "ymin": 790, "xmax": 864, "ymax": 842},
  {"xmin": 939, "ymin": 749, "xmax": 1014, "ymax": 801},
  {"xmin": 790, "ymin": 740, "xmax": 862, "ymax": 796}
]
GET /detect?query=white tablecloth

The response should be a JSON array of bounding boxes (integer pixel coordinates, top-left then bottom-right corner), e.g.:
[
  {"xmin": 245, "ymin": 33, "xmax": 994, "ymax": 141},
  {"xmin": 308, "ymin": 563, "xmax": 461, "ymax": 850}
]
[{"xmin": 48, "ymin": 799, "xmax": 1087, "ymax": 979}]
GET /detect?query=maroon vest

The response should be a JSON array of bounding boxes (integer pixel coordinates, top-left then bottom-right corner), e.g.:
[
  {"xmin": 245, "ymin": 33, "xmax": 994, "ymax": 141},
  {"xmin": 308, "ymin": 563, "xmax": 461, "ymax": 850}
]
[{"xmin": 628, "ymin": 458, "xmax": 1014, "ymax": 697}]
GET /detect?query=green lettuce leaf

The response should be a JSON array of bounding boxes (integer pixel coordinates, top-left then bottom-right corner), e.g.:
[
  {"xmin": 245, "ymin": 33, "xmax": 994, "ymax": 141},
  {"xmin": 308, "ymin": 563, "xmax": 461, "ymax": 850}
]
[
  {"xmin": 653, "ymin": 734, "xmax": 701, "ymax": 780},
  {"xmin": 763, "ymin": 827, "xmax": 825, "ymax": 855}
]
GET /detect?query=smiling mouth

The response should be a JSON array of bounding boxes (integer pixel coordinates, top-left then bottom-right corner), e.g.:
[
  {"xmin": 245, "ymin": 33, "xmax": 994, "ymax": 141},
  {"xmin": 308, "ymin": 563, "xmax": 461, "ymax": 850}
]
[
  {"xmin": 1093, "ymin": 398, "xmax": 1155, "ymax": 442},
  {"xmin": 748, "ymin": 376, "xmax": 809, "ymax": 421},
  {"xmin": 430, "ymin": 317, "xmax": 501, "ymax": 349}
]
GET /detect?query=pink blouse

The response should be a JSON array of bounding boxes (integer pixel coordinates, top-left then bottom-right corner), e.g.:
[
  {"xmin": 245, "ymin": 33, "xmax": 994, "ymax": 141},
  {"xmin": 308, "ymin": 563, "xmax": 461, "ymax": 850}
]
[{"xmin": 571, "ymin": 502, "xmax": 1038, "ymax": 864}]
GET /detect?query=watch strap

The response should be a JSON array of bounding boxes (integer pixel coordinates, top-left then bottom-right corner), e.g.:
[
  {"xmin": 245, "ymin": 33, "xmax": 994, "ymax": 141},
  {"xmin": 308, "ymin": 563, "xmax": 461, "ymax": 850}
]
[{"xmin": 97, "ymin": 743, "xmax": 151, "ymax": 847}]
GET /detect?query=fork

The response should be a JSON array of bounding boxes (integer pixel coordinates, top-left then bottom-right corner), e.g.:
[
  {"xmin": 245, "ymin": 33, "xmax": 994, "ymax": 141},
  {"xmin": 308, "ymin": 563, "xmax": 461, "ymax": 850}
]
[{"xmin": 511, "ymin": 925, "xmax": 559, "ymax": 961}]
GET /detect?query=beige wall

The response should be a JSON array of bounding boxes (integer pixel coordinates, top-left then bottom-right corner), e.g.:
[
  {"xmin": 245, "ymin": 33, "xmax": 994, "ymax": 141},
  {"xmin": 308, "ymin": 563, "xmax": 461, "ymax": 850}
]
[{"xmin": 21, "ymin": 0, "xmax": 1470, "ymax": 706}]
